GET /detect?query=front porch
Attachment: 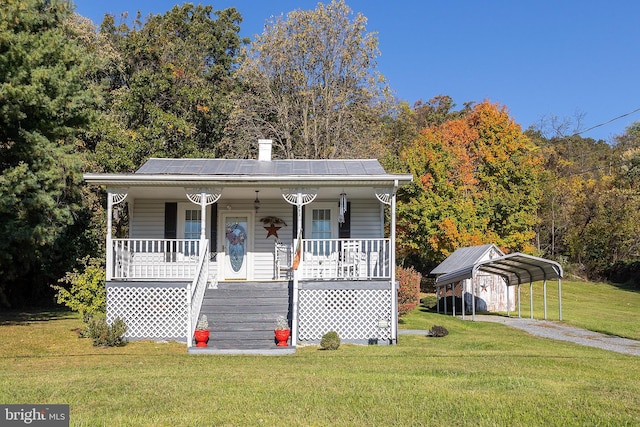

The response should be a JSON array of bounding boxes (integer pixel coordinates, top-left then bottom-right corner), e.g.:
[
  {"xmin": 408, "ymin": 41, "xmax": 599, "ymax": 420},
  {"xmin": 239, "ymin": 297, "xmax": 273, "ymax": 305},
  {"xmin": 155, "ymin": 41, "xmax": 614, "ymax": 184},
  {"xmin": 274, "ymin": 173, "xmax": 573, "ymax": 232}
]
[{"xmin": 105, "ymin": 237, "xmax": 396, "ymax": 351}]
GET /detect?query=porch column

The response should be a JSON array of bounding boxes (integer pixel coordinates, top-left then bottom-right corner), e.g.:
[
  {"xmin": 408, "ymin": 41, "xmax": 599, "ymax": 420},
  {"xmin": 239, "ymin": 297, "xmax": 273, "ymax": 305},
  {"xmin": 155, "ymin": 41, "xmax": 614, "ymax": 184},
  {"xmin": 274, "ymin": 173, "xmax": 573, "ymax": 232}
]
[
  {"xmin": 375, "ymin": 182, "xmax": 398, "ymax": 343},
  {"xmin": 282, "ymin": 189, "xmax": 318, "ymax": 348},
  {"xmin": 185, "ymin": 188, "xmax": 222, "ymax": 240},
  {"xmin": 282, "ymin": 189, "xmax": 318, "ymax": 239},
  {"xmin": 106, "ymin": 189, "xmax": 128, "ymax": 281}
]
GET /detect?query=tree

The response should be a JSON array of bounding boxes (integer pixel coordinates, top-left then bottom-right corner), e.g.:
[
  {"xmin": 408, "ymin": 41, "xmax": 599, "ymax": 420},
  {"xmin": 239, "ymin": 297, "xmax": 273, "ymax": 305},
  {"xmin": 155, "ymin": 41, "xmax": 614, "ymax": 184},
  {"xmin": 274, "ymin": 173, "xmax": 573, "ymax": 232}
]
[
  {"xmin": 382, "ymin": 96, "xmax": 470, "ymax": 167},
  {"xmin": 397, "ymin": 101, "xmax": 542, "ymax": 268},
  {"xmin": 95, "ymin": 4, "xmax": 245, "ymax": 172},
  {"xmin": 561, "ymin": 123, "xmax": 640, "ymax": 279},
  {"xmin": 0, "ymin": 0, "xmax": 97, "ymax": 306},
  {"xmin": 224, "ymin": 0, "xmax": 391, "ymax": 159}
]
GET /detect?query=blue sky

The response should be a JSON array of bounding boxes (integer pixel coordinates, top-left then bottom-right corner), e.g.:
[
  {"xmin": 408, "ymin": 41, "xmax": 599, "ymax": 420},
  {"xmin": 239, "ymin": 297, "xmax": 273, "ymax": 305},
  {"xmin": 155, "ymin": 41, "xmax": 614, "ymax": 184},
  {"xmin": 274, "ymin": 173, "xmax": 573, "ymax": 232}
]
[{"xmin": 74, "ymin": 0, "xmax": 640, "ymax": 142}]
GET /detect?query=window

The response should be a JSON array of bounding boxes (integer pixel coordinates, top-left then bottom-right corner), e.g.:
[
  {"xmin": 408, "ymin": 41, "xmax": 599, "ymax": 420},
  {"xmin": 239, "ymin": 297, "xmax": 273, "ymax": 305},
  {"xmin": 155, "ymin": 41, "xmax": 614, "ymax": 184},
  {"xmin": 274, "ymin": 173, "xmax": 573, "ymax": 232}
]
[
  {"xmin": 184, "ymin": 209, "xmax": 201, "ymax": 240},
  {"xmin": 306, "ymin": 205, "xmax": 338, "ymax": 256},
  {"xmin": 311, "ymin": 208, "xmax": 332, "ymax": 239}
]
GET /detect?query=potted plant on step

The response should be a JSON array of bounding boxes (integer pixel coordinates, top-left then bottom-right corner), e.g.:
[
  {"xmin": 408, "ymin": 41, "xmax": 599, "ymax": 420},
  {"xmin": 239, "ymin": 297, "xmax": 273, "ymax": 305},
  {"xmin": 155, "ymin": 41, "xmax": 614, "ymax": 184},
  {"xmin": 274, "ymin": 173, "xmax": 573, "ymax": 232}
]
[
  {"xmin": 274, "ymin": 315, "xmax": 290, "ymax": 347},
  {"xmin": 194, "ymin": 315, "xmax": 210, "ymax": 347}
]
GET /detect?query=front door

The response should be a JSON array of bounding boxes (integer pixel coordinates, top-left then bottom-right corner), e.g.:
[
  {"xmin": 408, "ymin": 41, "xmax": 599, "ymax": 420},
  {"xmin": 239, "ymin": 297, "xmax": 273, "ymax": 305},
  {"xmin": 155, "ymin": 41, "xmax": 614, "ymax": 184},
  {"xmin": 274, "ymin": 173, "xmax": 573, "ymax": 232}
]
[{"xmin": 222, "ymin": 214, "xmax": 249, "ymax": 280}]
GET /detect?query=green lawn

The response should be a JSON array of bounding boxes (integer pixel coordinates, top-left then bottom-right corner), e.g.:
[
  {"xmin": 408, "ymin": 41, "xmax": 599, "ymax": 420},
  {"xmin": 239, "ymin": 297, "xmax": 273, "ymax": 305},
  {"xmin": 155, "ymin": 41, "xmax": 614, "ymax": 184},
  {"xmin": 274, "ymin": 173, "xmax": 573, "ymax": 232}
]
[{"xmin": 1, "ymin": 280, "xmax": 639, "ymax": 426}]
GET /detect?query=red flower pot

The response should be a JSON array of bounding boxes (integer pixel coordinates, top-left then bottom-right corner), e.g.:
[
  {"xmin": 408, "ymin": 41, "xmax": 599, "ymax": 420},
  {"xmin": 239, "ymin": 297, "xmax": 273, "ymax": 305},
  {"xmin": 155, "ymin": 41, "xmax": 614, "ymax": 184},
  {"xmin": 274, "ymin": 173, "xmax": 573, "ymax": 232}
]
[
  {"xmin": 275, "ymin": 329, "xmax": 290, "ymax": 346},
  {"xmin": 194, "ymin": 329, "xmax": 210, "ymax": 347}
]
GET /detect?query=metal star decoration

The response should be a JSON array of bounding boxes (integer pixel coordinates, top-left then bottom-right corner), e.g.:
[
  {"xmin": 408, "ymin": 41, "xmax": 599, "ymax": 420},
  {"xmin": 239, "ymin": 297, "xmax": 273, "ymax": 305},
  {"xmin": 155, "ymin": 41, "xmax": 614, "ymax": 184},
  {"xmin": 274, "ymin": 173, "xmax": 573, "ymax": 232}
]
[{"xmin": 264, "ymin": 224, "xmax": 281, "ymax": 238}]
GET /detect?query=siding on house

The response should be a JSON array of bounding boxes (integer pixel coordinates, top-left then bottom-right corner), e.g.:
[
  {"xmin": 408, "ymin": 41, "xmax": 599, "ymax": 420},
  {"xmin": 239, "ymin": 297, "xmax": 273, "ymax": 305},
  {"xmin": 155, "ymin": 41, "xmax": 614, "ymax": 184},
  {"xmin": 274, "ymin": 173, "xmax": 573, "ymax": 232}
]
[
  {"xmin": 130, "ymin": 199, "xmax": 165, "ymax": 238},
  {"xmin": 252, "ymin": 200, "xmax": 294, "ymax": 281},
  {"xmin": 348, "ymin": 199, "xmax": 384, "ymax": 239}
]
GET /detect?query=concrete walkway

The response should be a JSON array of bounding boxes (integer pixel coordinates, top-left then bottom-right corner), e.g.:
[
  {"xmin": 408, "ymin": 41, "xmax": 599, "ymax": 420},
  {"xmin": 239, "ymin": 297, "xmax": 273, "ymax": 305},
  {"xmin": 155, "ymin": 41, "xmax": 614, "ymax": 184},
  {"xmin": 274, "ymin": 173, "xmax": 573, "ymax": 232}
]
[{"xmin": 400, "ymin": 315, "xmax": 640, "ymax": 356}]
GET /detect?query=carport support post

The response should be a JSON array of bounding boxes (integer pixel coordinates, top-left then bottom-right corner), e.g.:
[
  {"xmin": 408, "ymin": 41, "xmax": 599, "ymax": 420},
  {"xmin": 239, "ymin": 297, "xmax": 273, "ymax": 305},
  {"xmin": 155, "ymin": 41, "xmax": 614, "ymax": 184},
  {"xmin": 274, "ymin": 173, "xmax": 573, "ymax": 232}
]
[
  {"xmin": 558, "ymin": 279, "xmax": 563, "ymax": 321},
  {"xmin": 543, "ymin": 279, "xmax": 548, "ymax": 320},
  {"xmin": 471, "ymin": 276, "xmax": 476, "ymax": 321},
  {"xmin": 506, "ymin": 280, "xmax": 511, "ymax": 318},
  {"xmin": 451, "ymin": 284, "xmax": 455, "ymax": 317},
  {"xmin": 529, "ymin": 281, "xmax": 534, "ymax": 319},
  {"xmin": 462, "ymin": 279, "xmax": 468, "ymax": 320},
  {"xmin": 517, "ymin": 285, "xmax": 521, "ymax": 318}
]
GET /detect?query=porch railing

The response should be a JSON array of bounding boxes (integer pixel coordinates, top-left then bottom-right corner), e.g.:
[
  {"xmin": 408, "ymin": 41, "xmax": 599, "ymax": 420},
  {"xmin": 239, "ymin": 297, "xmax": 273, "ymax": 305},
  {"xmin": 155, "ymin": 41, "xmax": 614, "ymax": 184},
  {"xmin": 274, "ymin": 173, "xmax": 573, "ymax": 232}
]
[
  {"xmin": 111, "ymin": 239, "xmax": 201, "ymax": 279},
  {"xmin": 299, "ymin": 238, "xmax": 390, "ymax": 280}
]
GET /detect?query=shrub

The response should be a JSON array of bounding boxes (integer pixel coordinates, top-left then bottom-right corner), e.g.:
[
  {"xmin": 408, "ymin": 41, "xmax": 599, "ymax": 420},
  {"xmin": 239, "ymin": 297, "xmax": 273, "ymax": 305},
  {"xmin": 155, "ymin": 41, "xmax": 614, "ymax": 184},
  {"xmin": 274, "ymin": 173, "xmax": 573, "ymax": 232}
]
[
  {"xmin": 428, "ymin": 325, "xmax": 449, "ymax": 337},
  {"xmin": 53, "ymin": 257, "xmax": 106, "ymax": 322},
  {"xmin": 196, "ymin": 315, "xmax": 209, "ymax": 330},
  {"xmin": 397, "ymin": 266, "xmax": 422, "ymax": 317},
  {"xmin": 85, "ymin": 317, "xmax": 128, "ymax": 347},
  {"xmin": 320, "ymin": 331, "xmax": 341, "ymax": 350},
  {"xmin": 605, "ymin": 260, "xmax": 640, "ymax": 289}
]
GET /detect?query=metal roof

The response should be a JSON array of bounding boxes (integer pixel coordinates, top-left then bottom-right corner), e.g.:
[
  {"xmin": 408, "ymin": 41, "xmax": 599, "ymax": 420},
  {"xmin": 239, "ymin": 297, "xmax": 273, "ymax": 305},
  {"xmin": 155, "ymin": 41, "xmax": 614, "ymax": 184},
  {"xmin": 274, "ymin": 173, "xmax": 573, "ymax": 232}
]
[
  {"xmin": 430, "ymin": 244, "xmax": 503, "ymax": 275},
  {"xmin": 435, "ymin": 252, "xmax": 563, "ymax": 287},
  {"xmin": 136, "ymin": 158, "xmax": 388, "ymax": 176},
  {"xmin": 84, "ymin": 158, "xmax": 413, "ymax": 188}
]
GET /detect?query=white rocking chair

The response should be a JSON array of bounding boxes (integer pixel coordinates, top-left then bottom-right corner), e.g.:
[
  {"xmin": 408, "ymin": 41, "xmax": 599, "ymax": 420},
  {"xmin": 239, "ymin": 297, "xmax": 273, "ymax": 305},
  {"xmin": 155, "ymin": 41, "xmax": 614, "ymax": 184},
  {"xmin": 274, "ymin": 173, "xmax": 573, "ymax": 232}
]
[
  {"xmin": 274, "ymin": 240, "xmax": 292, "ymax": 280},
  {"xmin": 340, "ymin": 241, "xmax": 362, "ymax": 278}
]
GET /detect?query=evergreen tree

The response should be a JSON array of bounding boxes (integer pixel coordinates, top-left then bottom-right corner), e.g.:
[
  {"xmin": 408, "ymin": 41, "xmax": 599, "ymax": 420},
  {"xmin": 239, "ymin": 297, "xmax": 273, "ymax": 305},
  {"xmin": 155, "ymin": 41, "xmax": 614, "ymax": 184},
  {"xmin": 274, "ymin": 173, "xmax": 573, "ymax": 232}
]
[{"xmin": 0, "ymin": 0, "xmax": 95, "ymax": 306}]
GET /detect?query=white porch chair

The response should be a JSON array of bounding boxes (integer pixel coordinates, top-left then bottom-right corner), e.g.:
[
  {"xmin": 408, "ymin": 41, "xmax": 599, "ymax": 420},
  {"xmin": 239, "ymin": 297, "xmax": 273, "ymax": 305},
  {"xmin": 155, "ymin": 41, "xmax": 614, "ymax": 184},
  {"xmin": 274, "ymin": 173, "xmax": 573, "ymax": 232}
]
[
  {"xmin": 340, "ymin": 241, "xmax": 362, "ymax": 277},
  {"xmin": 274, "ymin": 240, "xmax": 292, "ymax": 279},
  {"xmin": 115, "ymin": 246, "xmax": 132, "ymax": 278}
]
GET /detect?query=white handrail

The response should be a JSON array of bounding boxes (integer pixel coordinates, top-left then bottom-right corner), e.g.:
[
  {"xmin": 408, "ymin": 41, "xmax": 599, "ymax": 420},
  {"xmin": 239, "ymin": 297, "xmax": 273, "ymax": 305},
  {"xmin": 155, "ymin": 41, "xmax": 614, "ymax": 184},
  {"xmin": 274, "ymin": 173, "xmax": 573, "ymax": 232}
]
[{"xmin": 187, "ymin": 239, "xmax": 210, "ymax": 347}]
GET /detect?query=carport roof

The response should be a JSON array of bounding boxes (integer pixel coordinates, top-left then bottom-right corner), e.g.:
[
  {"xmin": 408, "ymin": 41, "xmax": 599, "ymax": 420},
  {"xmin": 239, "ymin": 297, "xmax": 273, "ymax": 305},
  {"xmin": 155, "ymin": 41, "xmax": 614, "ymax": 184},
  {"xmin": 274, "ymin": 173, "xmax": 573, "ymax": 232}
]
[{"xmin": 434, "ymin": 252, "xmax": 563, "ymax": 287}]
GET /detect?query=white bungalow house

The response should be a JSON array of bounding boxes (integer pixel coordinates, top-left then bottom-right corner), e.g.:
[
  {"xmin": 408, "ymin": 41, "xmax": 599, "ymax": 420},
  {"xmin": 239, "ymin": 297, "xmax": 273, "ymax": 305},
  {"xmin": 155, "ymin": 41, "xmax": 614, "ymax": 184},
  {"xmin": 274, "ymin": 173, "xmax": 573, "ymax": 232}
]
[{"xmin": 84, "ymin": 140, "xmax": 413, "ymax": 353}]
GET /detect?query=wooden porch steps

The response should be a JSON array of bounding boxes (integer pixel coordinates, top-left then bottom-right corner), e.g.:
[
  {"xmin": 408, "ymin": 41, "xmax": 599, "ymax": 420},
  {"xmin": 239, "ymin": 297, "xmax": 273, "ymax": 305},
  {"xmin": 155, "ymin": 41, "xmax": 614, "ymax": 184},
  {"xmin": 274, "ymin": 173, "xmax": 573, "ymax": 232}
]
[{"xmin": 194, "ymin": 281, "xmax": 292, "ymax": 352}]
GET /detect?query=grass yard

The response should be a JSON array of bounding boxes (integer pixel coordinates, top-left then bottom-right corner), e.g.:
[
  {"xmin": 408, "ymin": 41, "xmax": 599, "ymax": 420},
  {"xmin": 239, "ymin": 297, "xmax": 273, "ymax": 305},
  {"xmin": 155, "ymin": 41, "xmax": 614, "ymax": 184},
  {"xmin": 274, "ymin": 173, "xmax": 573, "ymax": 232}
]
[
  {"xmin": 1, "ymin": 280, "xmax": 639, "ymax": 426},
  {"xmin": 415, "ymin": 279, "xmax": 640, "ymax": 340}
]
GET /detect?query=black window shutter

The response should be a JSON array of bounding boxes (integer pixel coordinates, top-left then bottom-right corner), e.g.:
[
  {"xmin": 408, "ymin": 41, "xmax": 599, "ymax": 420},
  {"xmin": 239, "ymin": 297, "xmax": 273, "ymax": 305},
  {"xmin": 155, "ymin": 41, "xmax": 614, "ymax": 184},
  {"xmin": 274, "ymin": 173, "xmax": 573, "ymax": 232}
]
[
  {"xmin": 339, "ymin": 201, "xmax": 351, "ymax": 238},
  {"xmin": 164, "ymin": 202, "xmax": 177, "ymax": 239},
  {"xmin": 210, "ymin": 203, "xmax": 218, "ymax": 252}
]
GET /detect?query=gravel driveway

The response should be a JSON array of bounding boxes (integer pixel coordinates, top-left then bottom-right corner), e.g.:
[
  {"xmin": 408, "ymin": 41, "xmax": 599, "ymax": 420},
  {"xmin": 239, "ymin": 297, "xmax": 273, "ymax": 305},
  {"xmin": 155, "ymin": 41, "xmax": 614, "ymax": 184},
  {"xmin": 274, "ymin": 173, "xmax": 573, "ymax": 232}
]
[{"xmin": 400, "ymin": 315, "xmax": 640, "ymax": 356}]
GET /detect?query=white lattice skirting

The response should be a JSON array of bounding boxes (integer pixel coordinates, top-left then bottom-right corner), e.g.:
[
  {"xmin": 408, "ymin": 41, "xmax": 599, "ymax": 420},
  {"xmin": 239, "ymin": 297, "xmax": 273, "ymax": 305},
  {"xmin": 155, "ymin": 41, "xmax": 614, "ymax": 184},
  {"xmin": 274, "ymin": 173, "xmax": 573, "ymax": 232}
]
[
  {"xmin": 298, "ymin": 286, "xmax": 392, "ymax": 344},
  {"xmin": 106, "ymin": 284, "xmax": 188, "ymax": 340}
]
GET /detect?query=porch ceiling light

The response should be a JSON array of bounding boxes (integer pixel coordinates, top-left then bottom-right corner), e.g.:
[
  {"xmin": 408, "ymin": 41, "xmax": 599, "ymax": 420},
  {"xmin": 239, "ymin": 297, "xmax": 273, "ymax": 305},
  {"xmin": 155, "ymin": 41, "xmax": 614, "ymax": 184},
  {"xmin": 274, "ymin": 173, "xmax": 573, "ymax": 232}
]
[{"xmin": 254, "ymin": 190, "xmax": 260, "ymax": 212}]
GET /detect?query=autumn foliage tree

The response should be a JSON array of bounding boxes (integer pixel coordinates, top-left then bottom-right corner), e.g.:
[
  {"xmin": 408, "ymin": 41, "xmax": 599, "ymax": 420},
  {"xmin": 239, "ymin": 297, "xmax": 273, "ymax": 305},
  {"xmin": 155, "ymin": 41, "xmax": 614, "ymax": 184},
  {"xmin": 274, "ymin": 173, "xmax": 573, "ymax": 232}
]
[{"xmin": 397, "ymin": 101, "xmax": 543, "ymax": 268}]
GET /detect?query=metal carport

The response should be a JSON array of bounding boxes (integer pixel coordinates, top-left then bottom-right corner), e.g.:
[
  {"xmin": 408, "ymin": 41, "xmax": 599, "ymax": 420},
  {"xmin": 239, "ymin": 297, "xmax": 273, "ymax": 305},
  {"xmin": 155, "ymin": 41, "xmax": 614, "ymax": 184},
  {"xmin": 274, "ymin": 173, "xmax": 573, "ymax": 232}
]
[{"xmin": 434, "ymin": 253, "xmax": 564, "ymax": 321}]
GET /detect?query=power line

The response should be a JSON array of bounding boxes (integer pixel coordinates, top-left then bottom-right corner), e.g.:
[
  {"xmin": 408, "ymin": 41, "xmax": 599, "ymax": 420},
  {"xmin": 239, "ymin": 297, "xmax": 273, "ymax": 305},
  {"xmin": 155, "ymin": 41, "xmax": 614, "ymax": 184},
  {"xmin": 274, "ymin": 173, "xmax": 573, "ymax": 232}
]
[
  {"xmin": 539, "ymin": 156, "xmax": 637, "ymax": 184},
  {"xmin": 573, "ymin": 107, "xmax": 640, "ymax": 136},
  {"xmin": 516, "ymin": 107, "xmax": 640, "ymax": 160}
]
